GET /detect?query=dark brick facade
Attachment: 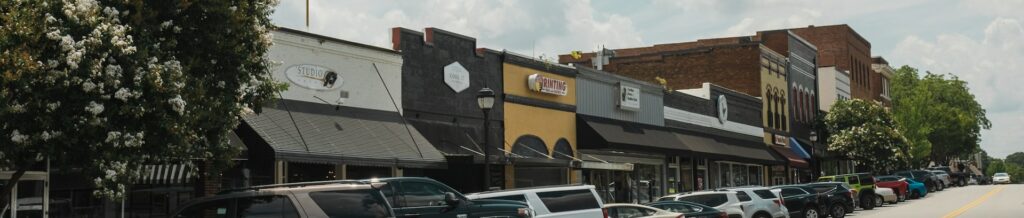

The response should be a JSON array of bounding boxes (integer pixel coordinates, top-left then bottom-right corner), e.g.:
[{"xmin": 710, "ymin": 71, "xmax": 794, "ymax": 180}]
[
  {"xmin": 786, "ymin": 25, "xmax": 873, "ymax": 101},
  {"xmin": 664, "ymin": 84, "xmax": 764, "ymax": 143},
  {"xmin": 758, "ymin": 30, "xmax": 819, "ymax": 140}
]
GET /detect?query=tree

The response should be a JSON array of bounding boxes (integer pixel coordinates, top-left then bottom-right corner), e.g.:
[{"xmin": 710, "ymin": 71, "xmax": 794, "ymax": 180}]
[
  {"xmin": 986, "ymin": 159, "xmax": 1005, "ymax": 176},
  {"xmin": 1, "ymin": 0, "xmax": 282, "ymax": 204},
  {"xmin": 824, "ymin": 99, "xmax": 912, "ymax": 174},
  {"xmin": 1005, "ymin": 152, "xmax": 1024, "ymax": 166},
  {"xmin": 890, "ymin": 66, "xmax": 991, "ymax": 166}
]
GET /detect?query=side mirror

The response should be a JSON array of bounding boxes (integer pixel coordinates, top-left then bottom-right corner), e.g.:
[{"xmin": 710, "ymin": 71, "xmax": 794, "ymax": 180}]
[{"xmin": 444, "ymin": 192, "xmax": 461, "ymax": 206}]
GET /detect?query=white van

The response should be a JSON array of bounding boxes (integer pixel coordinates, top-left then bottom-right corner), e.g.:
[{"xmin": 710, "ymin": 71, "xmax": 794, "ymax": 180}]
[{"xmin": 466, "ymin": 185, "xmax": 605, "ymax": 218}]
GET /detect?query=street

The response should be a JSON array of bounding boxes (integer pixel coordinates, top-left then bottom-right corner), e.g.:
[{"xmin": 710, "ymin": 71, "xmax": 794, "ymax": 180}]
[{"xmin": 849, "ymin": 184, "xmax": 1024, "ymax": 217}]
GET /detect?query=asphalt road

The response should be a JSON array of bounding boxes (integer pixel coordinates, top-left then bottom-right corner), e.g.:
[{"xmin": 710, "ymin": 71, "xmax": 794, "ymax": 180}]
[{"xmin": 847, "ymin": 184, "xmax": 1024, "ymax": 218}]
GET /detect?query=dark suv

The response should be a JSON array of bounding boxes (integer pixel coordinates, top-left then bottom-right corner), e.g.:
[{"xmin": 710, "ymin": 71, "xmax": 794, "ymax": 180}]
[
  {"xmin": 806, "ymin": 182, "xmax": 855, "ymax": 218},
  {"xmin": 173, "ymin": 177, "xmax": 533, "ymax": 218},
  {"xmin": 894, "ymin": 170, "xmax": 941, "ymax": 192}
]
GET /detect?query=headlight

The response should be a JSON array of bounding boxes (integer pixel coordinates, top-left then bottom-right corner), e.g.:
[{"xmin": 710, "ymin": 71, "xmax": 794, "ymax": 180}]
[{"xmin": 517, "ymin": 207, "xmax": 534, "ymax": 218}]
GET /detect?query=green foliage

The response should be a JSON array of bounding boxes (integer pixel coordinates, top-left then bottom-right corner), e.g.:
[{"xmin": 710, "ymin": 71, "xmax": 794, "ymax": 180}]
[
  {"xmin": 1005, "ymin": 152, "xmax": 1024, "ymax": 166},
  {"xmin": 1, "ymin": 0, "xmax": 282, "ymax": 200},
  {"xmin": 824, "ymin": 99, "xmax": 911, "ymax": 173},
  {"xmin": 890, "ymin": 66, "xmax": 991, "ymax": 166}
]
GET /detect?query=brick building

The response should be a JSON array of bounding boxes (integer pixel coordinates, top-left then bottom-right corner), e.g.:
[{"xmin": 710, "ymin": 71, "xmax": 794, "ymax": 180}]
[
  {"xmin": 871, "ymin": 56, "xmax": 894, "ymax": 107},
  {"xmin": 786, "ymin": 25, "xmax": 874, "ymax": 102},
  {"xmin": 757, "ymin": 30, "xmax": 818, "ymax": 181}
]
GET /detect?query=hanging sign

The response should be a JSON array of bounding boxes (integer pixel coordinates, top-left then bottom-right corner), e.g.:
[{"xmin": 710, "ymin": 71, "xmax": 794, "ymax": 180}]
[{"xmin": 527, "ymin": 74, "xmax": 567, "ymax": 96}]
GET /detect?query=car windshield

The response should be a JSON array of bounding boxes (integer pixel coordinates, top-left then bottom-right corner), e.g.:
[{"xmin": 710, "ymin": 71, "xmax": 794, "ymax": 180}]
[
  {"xmin": 678, "ymin": 193, "xmax": 729, "ymax": 207},
  {"xmin": 877, "ymin": 176, "xmax": 899, "ymax": 182},
  {"xmin": 806, "ymin": 185, "xmax": 836, "ymax": 193},
  {"xmin": 995, "ymin": 173, "xmax": 1009, "ymax": 176}
]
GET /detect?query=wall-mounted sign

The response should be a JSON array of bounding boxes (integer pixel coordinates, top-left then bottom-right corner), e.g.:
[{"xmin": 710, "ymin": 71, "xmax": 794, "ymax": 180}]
[
  {"xmin": 527, "ymin": 74, "xmax": 567, "ymax": 96},
  {"xmin": 717, "ymin": 95, "xmax": 728, "ymax": 123},
  {"xmin": 618, "ymin": 83, "xmax": 640, "ymax": 111},
  {"xmin": 774, "ymin": 134, "xmax": 787, "ymax": 146},
  {"xmin": 285, "ymin": 64, "xmax": 341, "ymax": 90},
  {"xmin": 443, "ymin": 62, "xmax": 470, "ymax": 93}
]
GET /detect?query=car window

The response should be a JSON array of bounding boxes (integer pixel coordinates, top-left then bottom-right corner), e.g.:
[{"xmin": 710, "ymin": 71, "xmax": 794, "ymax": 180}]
[
  {"xmin": 735, "ymin": 191, "xmax": 752, "ymax": 202},
  {"xmin": 858, "ymin": 175, "xmax": 873, "ymax": 185},
  {"xmin": 537, "ymin": 189, "xmax": 601, "ymax": 213},
  {"xmin": 781, "ymin": 188, "xmax": 806, "ymax": 197},
  {"xmin": 678, "ymin": 194, "xmax": 729, "ymax": 207},
  {"xmin": 656, "ymin": 196, "xmax": 676, "ymax": 202},
  {"xmin": 175, "ymin": 199, "xmax": 231, "ymax": 218},
  {"xmin": 652, "ymin": 203, "xmax": 697, "ymax": 213},
  {"xmin": 995, "ymin": 173, "xmax": 1009, "ymax": 176},
  {"xmin": 399, "ymin": 181, "xmax": 451, "ymax": 207},
  {"xmin": 310, "ymin": 189, "xmax": 391, "ymax": 218},
  {"xmin": 610, "ymin": 206, "xmax": 654, "ymax": 218},
  {"xmin": 236, "ymin": 196, "xmax": 299, "ymax": 218},
  {"xmin": 752, "ymin": 190, "xmax": 777, "ymax": 199},
  {"xmin": 807, "ymin": 185, "xmax": 835, "ymax": 193},
  {"xmin": 481, "ymin": 194, "xmax": 527, "ymax": 202},
  {"xmin": 846, "ymin": 176, "xmax": 859, "ymax": 185},
  {"xmin": 911, "ymin": 171, "xmax": 927, "ymax": 178}
]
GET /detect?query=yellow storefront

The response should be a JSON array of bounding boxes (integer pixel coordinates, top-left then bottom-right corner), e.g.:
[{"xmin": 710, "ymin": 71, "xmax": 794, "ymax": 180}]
[{"xmin": 501, "ymin": 54, "xmax": 579, "ymax": 189}]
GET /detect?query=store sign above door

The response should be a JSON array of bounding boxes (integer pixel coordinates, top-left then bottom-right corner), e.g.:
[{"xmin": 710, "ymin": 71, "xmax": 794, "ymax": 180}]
[
  {"xmin": 527, "ymin": 74, "xmax": 567, "ymax": 96},
  {"xmin": 285, "ymin": 64, "xmax": 342, "ymax": 90},
  {"xmin": 618, "ymin": 83, "xmax": 640, "ymax": 111},
  {"xmin": 774, "ymin": 134, "xmax": 787, "ymax": 146}
]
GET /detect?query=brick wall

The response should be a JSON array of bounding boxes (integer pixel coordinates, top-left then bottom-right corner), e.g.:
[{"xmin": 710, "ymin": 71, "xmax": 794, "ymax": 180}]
[
  {"xmin": 788, "ymin": 25, "xmax": 873, "ymax": 101},
  {"xmin": 599, "ymin": 44, "xmax": 764, "ymax": 97}
]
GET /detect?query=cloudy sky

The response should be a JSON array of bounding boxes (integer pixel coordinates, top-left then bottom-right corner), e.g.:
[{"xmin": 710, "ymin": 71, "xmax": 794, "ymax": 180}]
[{"xmin": 271, "ymin": 0, "xmax": 1024, "ymax": 159}]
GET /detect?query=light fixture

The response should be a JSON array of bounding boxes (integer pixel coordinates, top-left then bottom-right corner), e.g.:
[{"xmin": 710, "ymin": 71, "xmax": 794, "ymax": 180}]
[
  {"xmin": 477, "ymin": 88, "xmax": 495, "ymax": 110},
  {"xmin": 810, "ymin": 130, "xmax": 818, "ymax": 142}
]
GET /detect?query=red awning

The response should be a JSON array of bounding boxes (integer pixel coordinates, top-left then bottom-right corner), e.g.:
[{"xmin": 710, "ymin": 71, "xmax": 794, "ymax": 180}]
[{"xmin": 771, "ymin": 146, "xmax": 809, "ymax": 168}]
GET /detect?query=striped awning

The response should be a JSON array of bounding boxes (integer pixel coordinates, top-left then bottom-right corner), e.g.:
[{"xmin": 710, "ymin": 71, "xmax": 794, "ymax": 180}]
[{"xmin": 136, "ymin": 164, "xmax": 195, "ymax": 185}]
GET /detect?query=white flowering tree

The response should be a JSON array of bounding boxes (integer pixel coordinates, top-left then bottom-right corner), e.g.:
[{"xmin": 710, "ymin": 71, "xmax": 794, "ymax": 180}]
[
  {"xmin": 824, "ymin": 99, "xmax": 912, "ymax": 174},
  {"xmin": 0, "ymin": 0, "xmax": 282, "ymax": 203}
]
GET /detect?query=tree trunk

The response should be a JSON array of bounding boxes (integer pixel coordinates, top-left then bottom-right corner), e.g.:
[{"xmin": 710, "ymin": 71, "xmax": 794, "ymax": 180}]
[{"xmin": 0, "ymin": 168, "xmax": 28, "ymax": 212}]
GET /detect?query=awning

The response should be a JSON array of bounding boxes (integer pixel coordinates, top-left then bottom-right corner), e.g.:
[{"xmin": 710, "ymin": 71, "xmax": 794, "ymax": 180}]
[
  {"xmin": 578, "ymin": 115, "xmax": 689, "ymax": 152},
  {"xmin": 137, "ymin": 164, "xmax": 194, "ymax": 185},
  {"xmin": 241, "ymin": 100, "xmax": 446, "ymax": 169},
  {"xmin": 789, "ymin": 138, "xmax": 812, "ymax": 159},
  {"xmin": 770, "ymin": 146, "xmax": 810, "ymax": 168},
  {"xmin": 674, "ymin": 132, "xmax": 783, "ymax": 165}
]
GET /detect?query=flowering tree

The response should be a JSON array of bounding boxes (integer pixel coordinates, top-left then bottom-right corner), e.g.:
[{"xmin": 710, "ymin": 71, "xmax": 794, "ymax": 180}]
[
  {"xmin": 824, "ymin": 99, "xmax": 911, "ymax": 173},
  {"xmin": 1, "ymin": 0, "xmax": 282, "ymax": 202}
]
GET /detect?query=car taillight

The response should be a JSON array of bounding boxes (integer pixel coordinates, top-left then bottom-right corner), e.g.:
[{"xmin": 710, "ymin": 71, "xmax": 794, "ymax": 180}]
[
  {"xmin": 517, "ymin": 208, "xmax": 533, "ymax": 218},
  {"xmin": 676, "ymin": 214, "xmax": 686, "ymax": 218},
  {"xmin": 774, "ymin": 198, "xmax": 784, "ymax": 207},
  {"xmin": 602, "ymin": 208, "xmax": 609, "ymax": 218},
  {"xmin": 719, "ymin": 211, "xmax": 729, "ymax": 218}
]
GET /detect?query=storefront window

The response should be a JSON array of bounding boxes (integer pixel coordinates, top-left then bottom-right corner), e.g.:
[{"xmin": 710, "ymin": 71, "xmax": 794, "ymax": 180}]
[
  {"xmin": 634, "ymin": 164, "xmax": 662, "ymax": 203},
  {"xmin": 732, "ymin": 164, "xmax": 747, "ymax": 186},
  {"xmin": 748, "ymin": 165, "xmax": 763, "ymax": 186},
  {"xmin": 515, "ymin": 167, "xmax": 566, "ymax": 188},
  {"xmin": 287, "ymin": 162, "xmax": 334, "ymax": 182}
]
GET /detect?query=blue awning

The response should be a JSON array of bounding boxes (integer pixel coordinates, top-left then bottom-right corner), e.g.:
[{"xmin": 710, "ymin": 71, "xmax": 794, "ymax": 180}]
[{"xmin": 789, "ymin": 137, "xmax": 812, "ymax": 159}]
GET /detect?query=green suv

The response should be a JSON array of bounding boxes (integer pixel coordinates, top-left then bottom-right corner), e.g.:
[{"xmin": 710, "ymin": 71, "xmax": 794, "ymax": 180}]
[
  {"xmin": 817, "ymin": 173, "xmax": 878, "ymax": 210},
  {"xmin": 175, "ymin": 177, "xmax": 533, "ymax": 218}
]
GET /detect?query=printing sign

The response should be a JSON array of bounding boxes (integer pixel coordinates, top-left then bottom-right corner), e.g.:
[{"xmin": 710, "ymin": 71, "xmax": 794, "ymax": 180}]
[
  {"xmin": 618, "ymin": 84, "xmax": 640, "ymax": 111},
  {"xmin": 444, "ymin": 62, "xmax": 470, "ymax": 93},
  {"xmin": 285, "ymin": 64, "xmax": 341, "ymax": 90},
  {"xmin": 774, "ymin": 134, "xmax": 787, "ymax": 146},
  {"xmin": 527, "ymin": 74, "xmax": 568, "ymax": 96}
]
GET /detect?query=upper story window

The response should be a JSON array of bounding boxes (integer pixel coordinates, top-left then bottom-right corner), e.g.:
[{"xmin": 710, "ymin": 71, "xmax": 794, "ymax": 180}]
[{"xmin": 882, "ymin": 77, "xmax": 891, "ymax": 99}]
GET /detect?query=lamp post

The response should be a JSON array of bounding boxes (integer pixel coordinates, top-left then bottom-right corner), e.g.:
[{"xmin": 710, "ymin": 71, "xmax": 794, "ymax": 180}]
[
  {"xmin": 810, "ymin": 130, "xmax": 819, "ymax": 177},
  {"xmin": 477, "ymin": 88, "xmax": 495, "ymax": 190}
]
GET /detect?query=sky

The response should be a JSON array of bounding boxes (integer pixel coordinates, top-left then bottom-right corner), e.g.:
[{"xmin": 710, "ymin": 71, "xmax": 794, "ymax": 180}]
[{"xmin": 271, "ymin": 0, "xmax": 1024, "ymax": 159}]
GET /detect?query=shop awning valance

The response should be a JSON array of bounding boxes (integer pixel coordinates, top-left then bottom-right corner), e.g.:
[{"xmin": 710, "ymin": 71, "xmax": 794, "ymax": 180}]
[
  {"xmin": 241, "ymin": 100, "xmax": 446, "ymax": 169},
  {"xmin": 578, "ymin": 115, "xmax": 689, "ymax": 152},
  {"xmin": 789, "ymin": 137, "xmax": 812, "ymax": 159},
  {"xmin": 770, "ymin": 146, "xmax": 810, "ymax": 168},
  {"xmin": 137, "ymin": 164, "xmax": 194, "ymax": 185},
  {"xmin": 674, "ymin": 132, "xmax": 783, "ymax": 165}
]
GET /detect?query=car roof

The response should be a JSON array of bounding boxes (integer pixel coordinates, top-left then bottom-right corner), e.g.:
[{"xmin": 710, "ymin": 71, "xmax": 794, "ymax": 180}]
[{"xmin": 465, "ymin": 184, "xmax": 595, "ymax": 197}]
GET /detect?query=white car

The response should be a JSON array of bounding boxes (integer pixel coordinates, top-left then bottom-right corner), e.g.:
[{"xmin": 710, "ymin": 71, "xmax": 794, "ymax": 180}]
[
  {"xmin": 993, "ymin": 173, "xmax": 1011, "ymax": 184},
  {"xmin": 603, "ymin": 203, "xmax": 684, "ymax": 218},
  {"xmin": 665, "ymin": 187, "xmax": 788, "ymax": 218},
  {"xmin": 873, "ymin": 187, "xmax": 898, "ymax": 207},
  {"xmin": 466, "ymin": 185, "xmax": 604, "ymax": 218}
]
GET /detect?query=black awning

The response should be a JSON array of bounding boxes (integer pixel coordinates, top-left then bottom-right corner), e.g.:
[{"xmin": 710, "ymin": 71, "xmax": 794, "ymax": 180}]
[
  {"xmin": 674, "ymin": 132, "xmax": 783, "ymax": 165},
  {"xmin": 241, "ymin": 100, "xmax": 446, "ymax": 169},
  {"xmin": 578, "ymin": 115, "xmax": 690, "ymax": 152}
]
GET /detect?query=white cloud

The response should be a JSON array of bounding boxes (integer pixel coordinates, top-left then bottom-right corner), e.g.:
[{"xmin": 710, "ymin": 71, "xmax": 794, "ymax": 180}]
[{"xmin": 890, "ymin": 17, "xmax": 1024, "ymax": 158}]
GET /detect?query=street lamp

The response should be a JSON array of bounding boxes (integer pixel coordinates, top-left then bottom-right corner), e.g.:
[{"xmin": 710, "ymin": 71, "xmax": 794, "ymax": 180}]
[{"xmin": 477, "ymin": 87, "xmax": 495, "ymax": 190}]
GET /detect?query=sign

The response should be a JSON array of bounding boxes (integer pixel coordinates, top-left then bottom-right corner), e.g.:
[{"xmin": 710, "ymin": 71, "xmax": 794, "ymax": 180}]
[
  {"xmin": 527, "ymin": 74, "xmax": 568, "ymax": 96},
  {"xmin": 443, "ymin": 62, "xmax": 470, "ymax": 93},
  {"xmin": 717, "ymin": 95, "xmax": 728, "ymax": 123},
  {"xmin": 618, "ymin": 83, "xmax": 640, "ymax": 111},
  {"xmin": 285, "ymin": 64, "xmax": 341, "ymax": 90},
  {"xmin": 774, "ymin": 134, "xmax": 787, "ymax": 146}
]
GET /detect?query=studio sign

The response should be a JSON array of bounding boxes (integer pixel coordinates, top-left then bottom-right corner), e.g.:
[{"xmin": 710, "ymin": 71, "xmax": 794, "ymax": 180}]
[
  {"xmin": 527, "ymin": 74, "xmax": 567, "ymax": 96},
  {"xmin": 285, "ymin": 64, "xmax": 342, "ymax": 90}
]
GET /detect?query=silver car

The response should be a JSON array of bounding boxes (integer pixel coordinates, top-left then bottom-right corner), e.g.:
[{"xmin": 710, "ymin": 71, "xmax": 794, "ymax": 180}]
[{"xmin": 930, "ymin": 170, "xmax": 952, "ymax": 189}]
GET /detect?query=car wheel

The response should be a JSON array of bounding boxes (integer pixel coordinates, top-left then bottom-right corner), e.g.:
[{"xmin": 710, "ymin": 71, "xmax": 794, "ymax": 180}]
[
  {"xmin": 754, "ymin": 212, "xmax": 771, "ymax": 218},
  {"xmin": 804, "ymin": 207, "xmax": 821, "ymax": 218},
  {"xmin": 875, "ymin": 195, "xmax": 884, "ymax": 207},
  {"xmin": 861, "ymin": 194, "xmax": 876, "ymax": 210},
  {"xmin": 897, "ymin": 189, "xmax": 906, "ymax": 202},
  {"xmin": 928, "ymin": 183, "xmax": 936, "ymax": 192},
  {"xmin": 831, "ymin": 204, "xmax": 846, "ymax": 218}
]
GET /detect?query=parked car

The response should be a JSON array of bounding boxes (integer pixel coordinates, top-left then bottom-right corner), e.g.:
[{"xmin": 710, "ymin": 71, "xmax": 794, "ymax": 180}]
[
  {"xmin": 903, "ymin": 178, "xmax": 929, "ymax": 199},
  {"xmin": 929, "ymin": 166, "xmax": 968, "ymax": 187},
  {"xmin": 817, "ymin": 173, "xmax": 877, "ymax": 210},
  {"xmin": 173, "ymin": 177, "xmax": 533, "ymax": 218},
  {"xmin": 645, "ymin": 201, "xmax": 727, "ymax": 218},
  {"xmin": 466, "ymin": 185, "xmax": 603, "ymax": 218},
  {"xmin": 603, "ymin": 203, "xmax": 684, "ymax": 218},
  {"xmin": 874, "ymin": 176, "xmax": 909, "ymax": 202},
  {"xmin": 770, "ymin": 185, "xmax": 826, "ymax": 218},
  {"xmin": 664, "ymin": 187, "xmax": 786, "ymax": 218},
  {"xmin": 894, "ymin": 170, "xmax": 941, "ymax": 192},
  {"xmin": 805, "ymin": 182, "xmax": 856, "ymax": 218},
  {"xmin": 993, "ymin": 172, "xmax": 1012, "ymax": 184},
  {"xmin": 873, "ymin": 187, "xmax": 898, "ymax": 207},
  {"xmin": 930, "ymin": 170, "xmax": 953, "ymax": 189}
]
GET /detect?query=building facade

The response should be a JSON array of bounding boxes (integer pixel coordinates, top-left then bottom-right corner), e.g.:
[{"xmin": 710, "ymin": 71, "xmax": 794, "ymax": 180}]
[
  {"xmin": 759, "ymin": 30, "xmax": 818, "ymax": 182},
  {"xmin": 787, "ymin": 24, "xmax": 873, "ymax": 102},
  {"xmin": 872, "ymin": 56, "xmax": 894, "ymax": 107}
]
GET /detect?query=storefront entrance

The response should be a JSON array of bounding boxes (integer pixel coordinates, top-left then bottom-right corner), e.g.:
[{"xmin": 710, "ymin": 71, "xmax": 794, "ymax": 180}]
[
  {"xmin": 713, "ymin": 161, "xmax": 764, "ymax": 188},
  {"xmin": 1, "ymin": 170, "xmax": 49, "ymax": 218}
]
